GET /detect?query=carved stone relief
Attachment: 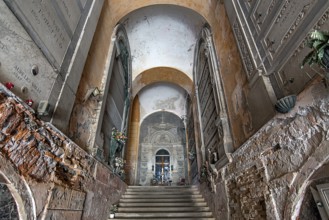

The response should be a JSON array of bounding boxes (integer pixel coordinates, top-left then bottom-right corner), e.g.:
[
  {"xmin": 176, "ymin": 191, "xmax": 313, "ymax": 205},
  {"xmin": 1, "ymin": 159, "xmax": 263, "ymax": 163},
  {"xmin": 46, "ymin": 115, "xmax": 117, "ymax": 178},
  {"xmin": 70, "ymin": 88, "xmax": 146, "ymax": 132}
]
[
  {"xmin": 233, "ymin": 20, "xmax": 255, "ymax": 78},
  {"xmin": 137, "ymin": 112, "xmax": 186, "ymax": 185},
  {"xmin": 48, "ymin": 186, "xmax": 85, "ymax": 211}
]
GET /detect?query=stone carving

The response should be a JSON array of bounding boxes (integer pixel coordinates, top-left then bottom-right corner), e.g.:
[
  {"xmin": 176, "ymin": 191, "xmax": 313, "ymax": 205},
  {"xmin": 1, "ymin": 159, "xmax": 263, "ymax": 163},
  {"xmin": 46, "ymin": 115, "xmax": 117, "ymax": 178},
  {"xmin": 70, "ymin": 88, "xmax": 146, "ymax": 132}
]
[
  {"xmin": 293, "ymin": 9, "xmax": 329, "ymax": 57},
  {"xmin": 266, "ymin": 0, "xmax": 316, "ymax": 56},
  {"xmin": 233, "ymin": 20, "xmax": 255, "ymax": 78},
  {"xmin": 268, "ymin": 0, "xmax": 278, "ymax": 15},
  {"xmin": 282, "ymin": 3, "xmax": 312, "ymax": 44}
]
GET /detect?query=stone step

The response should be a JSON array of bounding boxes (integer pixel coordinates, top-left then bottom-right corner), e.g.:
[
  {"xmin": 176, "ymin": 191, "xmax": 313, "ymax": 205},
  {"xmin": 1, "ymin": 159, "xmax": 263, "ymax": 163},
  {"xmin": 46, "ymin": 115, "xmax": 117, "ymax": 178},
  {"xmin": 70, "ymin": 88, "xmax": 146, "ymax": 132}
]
[
  {"xmin": 111, "ymin": 218, "xmax": 215, "ymax": 220},
  {"xmin": 118, "ymin": 202, "xmax": 208, "ymax": 207},
  {"xmin": 117, "ymin": 207, "xmax": 210, "ymax": 212},
  {"xmin": 125, "ymin": 189, "xmax": 199, "ymax": 194},
  {"xmin": 126, "ymin": 186, "xmax": 197, "ymax": 189},
  {"xmin": 114, "ymin": 212, "xmax": 214, "ymax": 218},
  {"xmin": 127, "ymin": 186, "xmax": 197, "ymax": 190},
  {"xmin": 112, "ymin": 186, "xmax": 213, "ymax": 220},
  {"xmin": 119, "ymin": 198, "xmax": 205, "ymax": 203},
  {"xmin": 122, "ymin": 194, "xmax": 202, "ymax": 199}
]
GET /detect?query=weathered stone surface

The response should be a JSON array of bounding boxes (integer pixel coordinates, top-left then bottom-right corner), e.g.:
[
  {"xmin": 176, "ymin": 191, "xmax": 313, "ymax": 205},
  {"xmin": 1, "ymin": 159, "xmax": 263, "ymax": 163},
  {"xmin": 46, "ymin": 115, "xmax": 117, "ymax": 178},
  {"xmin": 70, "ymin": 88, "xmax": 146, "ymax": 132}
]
[
  {"xmin": 0, "ymin": 184, "xmax": 18, "ymax": 219},
  {"xmin": 0, "ymin": 85, "xmax": 127, "ymax": 220},
  {"xmin": 199, "ymin": 81, "xmax": 329, "ymax": 220}
]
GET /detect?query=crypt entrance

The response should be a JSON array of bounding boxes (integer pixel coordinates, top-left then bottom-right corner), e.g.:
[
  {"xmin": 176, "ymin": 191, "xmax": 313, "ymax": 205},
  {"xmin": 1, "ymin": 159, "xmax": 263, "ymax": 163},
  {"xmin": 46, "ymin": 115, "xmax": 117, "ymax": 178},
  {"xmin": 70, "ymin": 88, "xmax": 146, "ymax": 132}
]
[
  {"xmin": 137, "ymin": 111, "xmax": 187, "ymax": 186},
  {"xmin": 155, "ymin": 149, "xmax": 171, "ymax": 183}
]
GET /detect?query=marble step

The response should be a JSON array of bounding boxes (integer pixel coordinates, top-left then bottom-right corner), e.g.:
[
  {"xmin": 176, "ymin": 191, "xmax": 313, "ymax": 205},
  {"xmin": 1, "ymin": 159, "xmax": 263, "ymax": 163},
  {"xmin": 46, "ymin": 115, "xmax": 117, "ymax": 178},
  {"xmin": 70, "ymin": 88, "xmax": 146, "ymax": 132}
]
[
  {"xmin": 125, "ymin": 189, "xmax": 199, "ymax": 194},
  {"xmin": 117, "ymin": 206, "xmax": 210, "ymax": 212},
  {"xmin": 114, "ymin": 212, "xmax": 214, "ymax": 218},
  {"xmin": 127, "ymin": 186, "xmax": 197, "ymax": 190},
  {"xmin": 119, "ymin": 198, "xmax": 205, "ymax": 203},
  {"xmin": 121, "ymin": 194, "xmax": 202, "ymax": 199},
  {"xmin": 110, "ymin": 218, "xmax": 215, "ymax": 220},
  {"xmin": 118, "ymin": 202, "xmax": 208, "ymax": 207}
]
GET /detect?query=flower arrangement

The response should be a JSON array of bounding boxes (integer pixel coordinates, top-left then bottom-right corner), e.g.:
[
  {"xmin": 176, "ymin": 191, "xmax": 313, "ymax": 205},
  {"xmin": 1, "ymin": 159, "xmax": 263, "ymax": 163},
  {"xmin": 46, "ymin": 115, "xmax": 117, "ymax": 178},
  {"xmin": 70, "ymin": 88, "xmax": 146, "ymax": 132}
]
[
  {"xmin": 114, "ymin": 157, "xmax": 125, "ymax": 168},
  {"xmin": 111, "ymin": 127, "xmax": 128, "ymax": 144},
  {"xmin": 114, "ymin": 157, "xmax": 126, "ymax": 180}
]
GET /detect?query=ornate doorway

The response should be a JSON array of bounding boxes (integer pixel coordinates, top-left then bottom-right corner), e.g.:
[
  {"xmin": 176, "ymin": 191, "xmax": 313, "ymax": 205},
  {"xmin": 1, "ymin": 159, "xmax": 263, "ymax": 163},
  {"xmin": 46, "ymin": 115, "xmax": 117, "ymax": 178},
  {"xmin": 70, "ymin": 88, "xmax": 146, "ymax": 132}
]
[
  {"xmin": 155, "ymin": 149, "xmax": 170, "ymax": 183},
  {"xmin": 137, "ymin": 111, "xmax": 187, "ymax": 185}
]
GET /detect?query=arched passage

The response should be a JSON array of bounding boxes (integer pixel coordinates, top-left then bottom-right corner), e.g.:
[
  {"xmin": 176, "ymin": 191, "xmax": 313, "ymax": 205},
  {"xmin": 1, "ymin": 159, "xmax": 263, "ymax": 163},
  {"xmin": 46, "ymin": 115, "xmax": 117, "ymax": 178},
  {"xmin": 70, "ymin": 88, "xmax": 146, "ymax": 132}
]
[
  {"xmin": 136, "ymin": 111, "xmax": 187, "ymax": 186},
  {"xmin": 132, "ymin": 67, "xmax": 194, "ymax": 98}
]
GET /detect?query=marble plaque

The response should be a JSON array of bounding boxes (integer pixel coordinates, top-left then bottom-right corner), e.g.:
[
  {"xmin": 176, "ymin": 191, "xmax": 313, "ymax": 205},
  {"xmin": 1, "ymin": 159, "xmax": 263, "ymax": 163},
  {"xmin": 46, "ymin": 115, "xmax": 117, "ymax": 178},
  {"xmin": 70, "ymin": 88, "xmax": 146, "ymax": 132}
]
[
  {"xmin": 0, "ymin": 0, "xmax": 57, "ymax": 102},
  {"xmin": 4, "ymin": 0, "xmax": 76, "ymax": 68},
  {"xmin": 55, "ymin": 0, "xmax": 82, "ymax": 35},
  {"xmin": 80, "ymin": 0, "xmax": 88, "ymax": 9}
]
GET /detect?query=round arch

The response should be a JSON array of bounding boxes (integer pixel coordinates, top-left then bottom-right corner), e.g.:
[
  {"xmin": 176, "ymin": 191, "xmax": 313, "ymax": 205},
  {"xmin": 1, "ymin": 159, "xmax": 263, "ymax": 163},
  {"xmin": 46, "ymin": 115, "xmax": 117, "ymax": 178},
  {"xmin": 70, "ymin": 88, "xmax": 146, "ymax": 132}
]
[
  {"xmin": 132, "ymin": 67, "xmax": 194, "ymax": 98},
  {"xmin": 283, "ymin": 141, "xmax": 329, "ymax": 219},
  {"xmin": 106, "ymin": 1, "xmax": 212, "ymax": 32},
  {"xmin": 0, "ymin": 155, "xmax": 36, "ymax": 220}
]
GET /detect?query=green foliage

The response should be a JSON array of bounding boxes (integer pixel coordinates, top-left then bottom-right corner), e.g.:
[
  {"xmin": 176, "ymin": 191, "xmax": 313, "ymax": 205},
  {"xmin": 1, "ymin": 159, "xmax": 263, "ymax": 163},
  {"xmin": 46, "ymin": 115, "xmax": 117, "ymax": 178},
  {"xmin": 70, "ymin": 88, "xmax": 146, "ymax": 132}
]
[
  {"xmin": 301, "ymin": 30, "xmax": 329, "ymax": 69},
  {"xmin": 110, "ymin": 204, "xmax": 118, "ymax": 214}
]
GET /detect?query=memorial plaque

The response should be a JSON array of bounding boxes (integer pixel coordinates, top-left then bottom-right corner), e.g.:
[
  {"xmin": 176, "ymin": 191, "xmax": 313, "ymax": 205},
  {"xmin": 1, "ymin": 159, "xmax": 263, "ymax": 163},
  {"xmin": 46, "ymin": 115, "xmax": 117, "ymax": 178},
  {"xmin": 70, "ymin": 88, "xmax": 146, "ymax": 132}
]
[
  {"xmin": 0, "ymin": 0, "xmax": 57, "ymax": 102},
  {"xmin": 80, "ymin": 0, "xmax": 88, "ymax": 9},
  {"xmin": 55, "ymin": 0, "xmax": 81, "ymax": 34},
  {"xmin": 7, "ymin": 0, "xmax": 71, "ymax": 67},
  {"xmin": 4, "ymin": 0, "xmax": 85, "ymax": 69}
]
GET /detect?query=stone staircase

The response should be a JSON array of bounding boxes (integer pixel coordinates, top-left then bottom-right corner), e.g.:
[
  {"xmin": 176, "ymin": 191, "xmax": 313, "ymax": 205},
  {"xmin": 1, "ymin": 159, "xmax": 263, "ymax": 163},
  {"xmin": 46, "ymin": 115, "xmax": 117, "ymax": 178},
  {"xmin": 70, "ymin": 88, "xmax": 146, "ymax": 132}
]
[{"xmin": 111, "ymin": 185, "xmax": 215, "ymax": 220}]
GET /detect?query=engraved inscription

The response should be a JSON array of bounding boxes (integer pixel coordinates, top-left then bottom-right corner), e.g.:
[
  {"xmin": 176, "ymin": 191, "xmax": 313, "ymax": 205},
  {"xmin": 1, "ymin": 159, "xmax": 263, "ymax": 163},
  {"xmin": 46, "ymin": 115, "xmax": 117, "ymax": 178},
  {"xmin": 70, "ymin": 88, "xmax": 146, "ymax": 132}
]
[
  {"xmin": 6, "ymin": 0, "xmax": 71, "ymax": 66},
  {"xmin": 12, "ymin": 65, "xmax": 42, "ymax": 94},
  {"xmin": 57, "ymin": 0, "xmax": 81, "ymax": 33}
]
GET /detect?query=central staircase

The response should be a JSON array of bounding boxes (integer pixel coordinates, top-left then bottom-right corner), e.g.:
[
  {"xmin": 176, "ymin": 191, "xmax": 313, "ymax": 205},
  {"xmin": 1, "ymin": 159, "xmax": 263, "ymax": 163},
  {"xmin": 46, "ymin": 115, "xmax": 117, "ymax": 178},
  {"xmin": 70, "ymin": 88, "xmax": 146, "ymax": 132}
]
[{"xmin": 111, "ymin": 185, "xmax": 215, "ymax": 220}]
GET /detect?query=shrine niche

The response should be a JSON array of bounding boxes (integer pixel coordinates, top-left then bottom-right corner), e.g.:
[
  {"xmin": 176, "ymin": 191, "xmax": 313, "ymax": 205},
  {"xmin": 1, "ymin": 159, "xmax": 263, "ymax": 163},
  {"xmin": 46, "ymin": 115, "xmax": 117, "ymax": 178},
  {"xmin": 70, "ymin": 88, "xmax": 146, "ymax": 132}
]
[{"xmin": 137, "ymin": 111, "xmax": 187, "ymax": 186}]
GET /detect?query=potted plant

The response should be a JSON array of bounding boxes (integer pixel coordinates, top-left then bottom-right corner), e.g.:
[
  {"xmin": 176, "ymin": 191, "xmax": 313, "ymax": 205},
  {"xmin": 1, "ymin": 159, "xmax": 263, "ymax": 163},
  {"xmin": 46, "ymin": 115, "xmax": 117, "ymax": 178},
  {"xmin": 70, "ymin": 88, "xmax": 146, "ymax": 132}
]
[
  {"xmin": 301, "ymin": 29, "xmax": 329, "ymax": 87},
  {"xmin": 109, "ymin": 204, "xmax": 118, "ymax": 219}
]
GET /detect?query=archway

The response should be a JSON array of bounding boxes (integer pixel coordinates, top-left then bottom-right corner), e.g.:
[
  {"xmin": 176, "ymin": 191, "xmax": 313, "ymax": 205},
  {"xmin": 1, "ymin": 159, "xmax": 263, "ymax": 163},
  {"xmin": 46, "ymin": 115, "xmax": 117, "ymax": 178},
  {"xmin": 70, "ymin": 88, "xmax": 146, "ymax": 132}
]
[{"xmin": 136, "ymin": 111, "xmax": 187, "ymax": 186}]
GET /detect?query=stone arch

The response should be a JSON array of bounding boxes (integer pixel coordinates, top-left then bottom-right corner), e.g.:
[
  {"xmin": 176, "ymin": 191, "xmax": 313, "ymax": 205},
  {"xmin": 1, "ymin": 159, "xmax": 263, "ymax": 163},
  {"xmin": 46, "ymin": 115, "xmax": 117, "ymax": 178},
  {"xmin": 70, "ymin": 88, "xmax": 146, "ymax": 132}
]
[
  {"xmin": 136, "ymin": 111, "xmax": 187, "ymax": 185},
  {"xmin": 0, "ymin": 154, "xmax": 36, "ymax": 220},
  {"xmin": 283, "ymin": 140, "xmax": 329, "ymax": 219},
  {"xmin": 132, "ymin": 67, "xmax": 193, "ymax": 98},
  {"xmin": 109, "ymin": 1, "xmax": 211, "ymax": 35}
]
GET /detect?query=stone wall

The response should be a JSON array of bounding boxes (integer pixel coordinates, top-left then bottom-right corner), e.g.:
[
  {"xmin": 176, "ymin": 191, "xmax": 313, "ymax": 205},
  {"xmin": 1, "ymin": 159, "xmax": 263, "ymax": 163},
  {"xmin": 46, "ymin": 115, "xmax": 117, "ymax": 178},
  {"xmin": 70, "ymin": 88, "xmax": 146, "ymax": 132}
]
[
  {"xmin": 199, "ymin": 80, "xmax": 329, "ymax": 220},
  {"xmin": 0, "ymin": 85, "xmax": 126, "ymax": 220},
  {"xmin": 0, "ymin": 184, "xmax": 18, "ymax": 219}
]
